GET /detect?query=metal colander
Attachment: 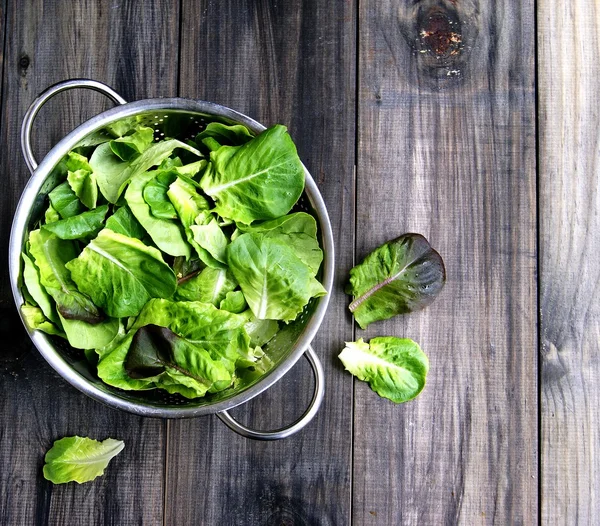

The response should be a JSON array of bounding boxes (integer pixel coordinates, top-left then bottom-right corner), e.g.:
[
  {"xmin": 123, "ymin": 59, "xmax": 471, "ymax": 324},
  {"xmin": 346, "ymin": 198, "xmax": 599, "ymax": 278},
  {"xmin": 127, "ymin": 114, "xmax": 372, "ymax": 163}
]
[{"xmin": 10, "ymin": 80, "xmax": 334, "ymax": 440}]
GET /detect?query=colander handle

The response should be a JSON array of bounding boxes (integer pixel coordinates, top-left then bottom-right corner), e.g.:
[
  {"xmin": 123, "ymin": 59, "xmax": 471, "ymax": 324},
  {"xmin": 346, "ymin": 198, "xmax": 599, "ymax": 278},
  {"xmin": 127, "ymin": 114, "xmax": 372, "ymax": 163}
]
[
  {"xmin": 217, "ymin": 345, "xmax": 325, "ymax": 440},
  {"xmin": 21, "ymin": 79, "xmax": 127, "ymax": 174}
]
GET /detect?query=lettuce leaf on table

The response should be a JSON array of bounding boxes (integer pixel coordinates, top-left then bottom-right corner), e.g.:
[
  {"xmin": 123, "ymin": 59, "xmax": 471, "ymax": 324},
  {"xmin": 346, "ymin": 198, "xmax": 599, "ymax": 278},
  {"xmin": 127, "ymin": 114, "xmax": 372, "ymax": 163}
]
[
  {"xmin": 346, "ymin": 234, "xmax": 446, "ymax": 329},
  {"xmin": 43, "ymin": 436, "xmax": 124, "ymax": 484},
  {"xmin": 338, "ymin": 337, "xmax": 429, "ymax": 404}
]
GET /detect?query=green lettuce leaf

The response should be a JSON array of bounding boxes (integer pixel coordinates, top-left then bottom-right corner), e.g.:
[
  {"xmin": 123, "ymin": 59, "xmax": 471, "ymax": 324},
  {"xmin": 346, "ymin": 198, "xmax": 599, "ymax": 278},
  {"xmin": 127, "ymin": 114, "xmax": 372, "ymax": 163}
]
[
  {"xmin": 175, "ymin": 267, "xmax": 237, "ymax": 305},
  {"xmin": 66, "ymin": 229, "xmax": 177, "ymax": 318},
  {"xmin": 143, "ymin": 171, "xmax": 178, "ymax": 219},
  {"xmin": 48, "ymin": 181, "xmax": 85, "ymax": 219},
  {"xmin": 21, "ymin": 252, "xmax": 58, "ymax": 323},
  {"xmin": 239, "ymin": 310, "xmax": 279, "ymax": 347},
  {"xmin": 109, "ymin": 126, "xmax": 154, "ymax": 161},
  {"xmin": 338, "ymin": 337, "xmax": 429, "ymax": 403},
  {"xmin": 219, "ymin": 290, "xmax": 247, "ymax": 314},
  {"xmin": 41, "ymin": 205, "xmax": 108, "ymax": 240},
  {"xmin": 60, "ymin": 314, "xmax": 120, "ymax": 350},
  {"xmin": 105, "ymin": 205, "xmax": 146, "ymax": 240},
  {"xmin": 21, "ymin": 304, "xmax": 65, "ymax": 337},
  {"xmin": 346, "ymin": 234, "xmax": 446, "ymax": 329},
  {"xmin": 44, "ymin": 204, "xmax": 60, "ymax": 224},
  {"xmin": 195, "ymin": 122, "xmax": 254, "ymax": 153},
  {"xmin": 237, "ymin": 212, "xmax": 323, "ymax": 274},
  {"xmin": 166, "ymin": 177, "xmax": 221, "ymax": 267},
  {"xmin": 28, "ymin": 229, "xmax": 103, "ymax": 323},
  {"xmin": 90, "ymin": 138, "xmax": 201, "ymax": 204},
  {"xmin": 43, "ymin": 436, "xmax": 124, "ymax": 484},
  {"xmin": 189, "ymin": 215, "xmax": 229, "ymax": 264},
  {"xmin": 125, "ymin": 170, "xmax": 191, "ymax": 258},
  {"xmin": 66, "ymin": 152, "xmax": 97, "ymax": 209},
  {"xmin": 227, "ymin": 233, "xmax": 326, "ymax": 321},
  {"xmin": 97, "ymin": 333, "xmax": 157, "ymax": 390},
  {"xmin": 200, "ymin": 125, "xmax": 304, "ymax": 224}
]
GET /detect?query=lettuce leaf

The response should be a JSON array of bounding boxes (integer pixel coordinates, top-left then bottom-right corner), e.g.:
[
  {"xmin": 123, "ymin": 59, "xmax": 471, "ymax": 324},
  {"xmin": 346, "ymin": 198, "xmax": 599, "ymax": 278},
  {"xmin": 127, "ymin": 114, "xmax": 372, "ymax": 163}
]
[
  {"xmin": 175, "ymin": 267, "xmax": 237, "ymax": 305},
  {"xmin": 125, "ymin": 170, "xmax": 191, "ymax": 258},
  {"xmin": 338, "ymin": 337, "xmax": 429, "ymax": 403},
  {"xmin": 227, "ymin": 233, "xmax": 326, "ymax": 321},
  {"xmin": 41, "ymin": 205, "xmax": 108, "ymax": 240},
  {"xmin": 66, "ymin": 229, "xmax": 177, "ymax": 318},
  {"xmin": 236, "ymin": 212, "xmax": 323, "ymax": 274},
  {"xmin": 200, "ymin": 125, "xmax": 304, "ymax": 224},
  {"xmin": 28, "ymin": 229, "xmax": 103, "ymax": 323},
  {"xmin": 346, "ymin": 234, "xmax": 446, "ymax": 329},
  {"xmin": 43, "ymin": 436, "xmax": 124, "ymax": 484}
]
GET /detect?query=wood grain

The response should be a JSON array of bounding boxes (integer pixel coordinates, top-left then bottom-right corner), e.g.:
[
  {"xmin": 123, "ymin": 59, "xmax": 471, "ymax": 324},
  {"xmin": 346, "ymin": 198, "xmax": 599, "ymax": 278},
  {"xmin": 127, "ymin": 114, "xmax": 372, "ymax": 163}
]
[
  {"xmin": 0, "ymin": 1, "xmax": 179, "ymax": 524},
  {"xmin": 539, "ymin": 1, "xmax": 600, "ymax": 523},
  {"xmin": 354, "ymin": 1, "xmax": 537, "ymax": 523},
  {"xmin": 165, "ymin": 1, "xmax": 355, "ymax": 524}
]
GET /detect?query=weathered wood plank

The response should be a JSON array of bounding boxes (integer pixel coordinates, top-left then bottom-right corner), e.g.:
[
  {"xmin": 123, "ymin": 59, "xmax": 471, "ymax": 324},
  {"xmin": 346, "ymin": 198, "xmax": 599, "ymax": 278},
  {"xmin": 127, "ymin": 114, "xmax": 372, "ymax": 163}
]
[
  {"xmin": 539, "ymin": 1, "xmax": 600, "ymax": 523},
  {"xmin": 0, "ymin": 1, "xmax": 179, "ymax": 524},
  {"xmin": 354, "ymin": 1, "xmax": 537, "ymax": 523},
  {"xmin": 165, "ymin": 1, "xmax": 355, "ymax": 524}
]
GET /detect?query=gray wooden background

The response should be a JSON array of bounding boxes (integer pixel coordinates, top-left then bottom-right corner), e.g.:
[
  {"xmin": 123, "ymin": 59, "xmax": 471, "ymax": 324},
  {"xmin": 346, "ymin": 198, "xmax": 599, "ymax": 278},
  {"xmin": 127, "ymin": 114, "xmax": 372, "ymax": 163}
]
[{"xmin": 0, "ymin": 0, "xmax": 596, "ymax": 524}]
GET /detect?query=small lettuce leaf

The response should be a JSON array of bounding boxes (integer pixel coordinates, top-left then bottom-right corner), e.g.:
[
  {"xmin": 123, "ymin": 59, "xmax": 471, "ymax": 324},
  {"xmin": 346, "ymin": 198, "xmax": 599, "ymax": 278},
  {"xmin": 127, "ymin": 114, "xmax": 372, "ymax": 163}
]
[
  {"xmin": 175, "ymin": 267, "xmax": 237, "ymax": 305},
  {"xmin": 60, "ymin": 314, "xmax": 120, "ymax": 350},
  {"xmin": 21, "ymin": 304, "xmax": 65, "ymax": 337},
  {"xmin": 227, "ymin": 233, "xmax": 326, "ymax": 321},
  {"xmin": 237, "ymin": 212, "xmax": 323, "ymax": 274},
  {"xmin": 124, "ymin": 324, "xmax": 233, "ymax": 397},
  {"xmin": 21, "ymin": 252, "xmax": 59, "ymax": 323},
  {"xmin": 189, "ymin": 216, "xmax": 229, "ymax": 264},
  {"xmin": 219, "ymin": 290, "xmax": 247, "ymax": 314},
  {"xmin": 125, "ymin": 170, "xmax": 191, "ymax": 258},
  {"xmin": 105, "ymin": 206, "xmax": 146, "ymax": 240},
  {"xmin": 195, "ymin": 122, "xmax": 254, "ymax": 153},
  {"xmin": 143, "ymin": 171, "xmax": 178, "ymax": 219},
  {"xmin": 43, "ymin": 436, "xmax": 124, "ymax": 484},
  {"xmin": 28, "ymin": 229, "xmax": 103, "ymax": 323},
  {"xmin": 48, "ymin": 181, "xmax": 85, "ymax": 219},
  {"xmin": 338, "ymin": 337, "xmax": 429, "ymax": 403},
  {"xmin": 66, "ymin": 152, "xmax": 97, "ymax": 209},
  {"xmin": 346, "ymin": 234, "xmax": 446, "ymax": 329},
  {"xmin": 91, "ymin": 139, "xmax": 201, "ymax": 204},
  {"xmin": 67, "ymin": 169, "xmax": 98, "ymax": 209},
  {"xmin": 66, "ymin": 229, "xmax": 177, "ymax": 318},
  {"xmin": 41, "ymin": 205, "xmax": 108, "ymax": 240},
  {"xmin": 200, "ymin": 125, "xmax": 305, "ymax": 224},
  {"xmin": 44, "ymin": 204, "xmax": 60, "ymax": 224},
  {"xmin": 109, "ymin": 126, "xmax": 154, "ymax": 161},
  {"xmin": 166, "ymin": 177, "xmax": 222, "ymax": 267}
]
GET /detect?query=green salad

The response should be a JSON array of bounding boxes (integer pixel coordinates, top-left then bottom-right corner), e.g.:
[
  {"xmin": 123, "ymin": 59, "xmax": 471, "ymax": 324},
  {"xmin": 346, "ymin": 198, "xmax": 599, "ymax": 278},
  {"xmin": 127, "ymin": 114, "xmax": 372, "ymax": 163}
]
[{"xmin": 19, "ymin": 119, "xmax": 326, "ymax": 399}]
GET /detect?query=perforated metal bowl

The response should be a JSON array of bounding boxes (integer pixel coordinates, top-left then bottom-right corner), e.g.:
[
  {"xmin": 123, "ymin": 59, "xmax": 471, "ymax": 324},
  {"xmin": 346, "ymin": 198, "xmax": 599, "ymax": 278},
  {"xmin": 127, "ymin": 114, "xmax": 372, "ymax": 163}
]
[{"xmin": 9, "ymin": 80, "xmax": 334, "ymax": 440}]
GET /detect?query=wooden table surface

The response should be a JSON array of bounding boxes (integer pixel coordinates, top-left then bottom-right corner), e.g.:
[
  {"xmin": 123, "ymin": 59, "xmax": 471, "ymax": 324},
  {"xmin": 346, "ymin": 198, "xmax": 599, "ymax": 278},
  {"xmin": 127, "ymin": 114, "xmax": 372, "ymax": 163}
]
[{"xmin": 0, "ymin": 1, "xmax": 597, "ymax": 524}]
